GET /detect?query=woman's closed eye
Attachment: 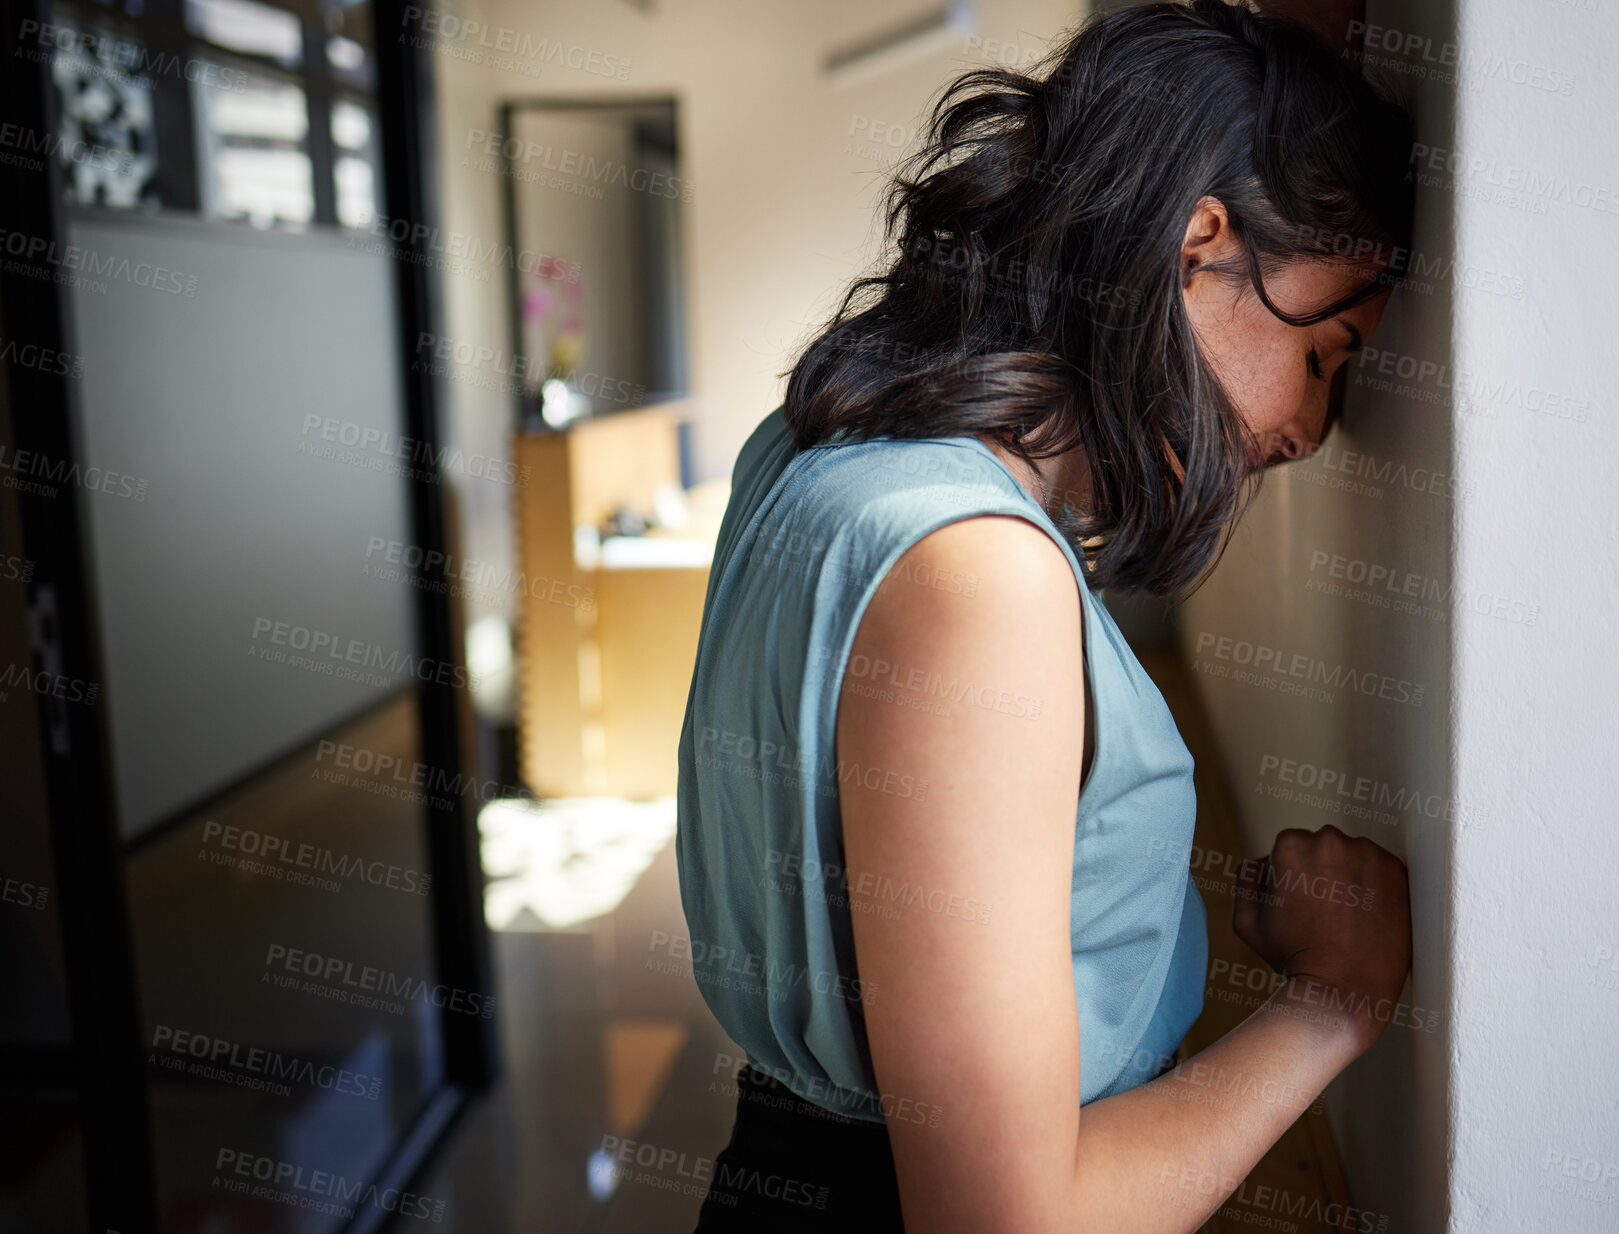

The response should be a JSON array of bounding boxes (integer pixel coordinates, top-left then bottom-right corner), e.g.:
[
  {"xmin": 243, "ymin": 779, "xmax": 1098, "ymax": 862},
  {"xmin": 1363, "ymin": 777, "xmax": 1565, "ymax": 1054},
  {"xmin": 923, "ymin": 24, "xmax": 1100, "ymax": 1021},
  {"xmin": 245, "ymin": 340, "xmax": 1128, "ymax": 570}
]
[{"xmin": 1306, "ymin": 347, "xmax": 1325, "ymax": 381}]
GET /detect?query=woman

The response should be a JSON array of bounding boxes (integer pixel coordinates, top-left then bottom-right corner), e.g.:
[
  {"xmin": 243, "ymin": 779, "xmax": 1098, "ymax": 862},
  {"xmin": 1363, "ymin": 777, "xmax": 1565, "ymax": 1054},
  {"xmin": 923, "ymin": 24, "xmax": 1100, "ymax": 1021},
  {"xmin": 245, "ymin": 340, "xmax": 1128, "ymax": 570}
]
[{"xmin": 676, "ymin": 1, "xmax": 1415, "ymax": 1230}]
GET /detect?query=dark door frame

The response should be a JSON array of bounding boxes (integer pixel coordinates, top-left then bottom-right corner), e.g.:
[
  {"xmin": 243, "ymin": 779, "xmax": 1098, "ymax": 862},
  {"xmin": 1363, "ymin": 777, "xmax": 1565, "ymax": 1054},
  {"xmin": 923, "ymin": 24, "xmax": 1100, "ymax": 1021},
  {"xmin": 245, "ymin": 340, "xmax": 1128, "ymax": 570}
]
[{"xmin": 0, "ymin": 0, "xmax": 495, "ymax": 1228}]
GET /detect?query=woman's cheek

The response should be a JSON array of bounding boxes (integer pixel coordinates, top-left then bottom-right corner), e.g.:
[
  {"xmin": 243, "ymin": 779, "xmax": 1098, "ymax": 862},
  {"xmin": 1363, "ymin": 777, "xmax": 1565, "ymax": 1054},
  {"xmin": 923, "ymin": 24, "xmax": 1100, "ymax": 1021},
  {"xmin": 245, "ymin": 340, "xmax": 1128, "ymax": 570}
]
[
  {"xmin": 1244, "ymin": 340, "xmax": 1309, "ymax": 435},
  {"xmin": 1226, "ymin": 377, "xmax": 1290, "ymax": 446}
]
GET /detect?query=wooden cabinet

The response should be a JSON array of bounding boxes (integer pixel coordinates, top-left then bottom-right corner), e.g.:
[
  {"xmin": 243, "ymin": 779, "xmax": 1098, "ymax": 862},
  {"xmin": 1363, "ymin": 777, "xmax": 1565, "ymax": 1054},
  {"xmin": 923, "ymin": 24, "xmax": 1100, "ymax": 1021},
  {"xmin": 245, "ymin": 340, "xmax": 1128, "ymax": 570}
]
[{"xmin": 513, "ymin": 405, "xmax": 720, "ymax": 799}]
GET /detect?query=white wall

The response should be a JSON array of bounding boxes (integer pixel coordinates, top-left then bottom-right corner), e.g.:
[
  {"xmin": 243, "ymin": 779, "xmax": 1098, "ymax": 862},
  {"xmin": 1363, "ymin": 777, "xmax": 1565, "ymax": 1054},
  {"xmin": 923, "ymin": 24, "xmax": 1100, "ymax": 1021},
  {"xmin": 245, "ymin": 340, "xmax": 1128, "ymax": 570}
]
[
  {"xmin": 1446, "ymin": 0, "xmax": 1619, "ymax": 1227},
  {"xmin": 430, "ymin": 0, "xmax": 1082, "ymax": 624}
]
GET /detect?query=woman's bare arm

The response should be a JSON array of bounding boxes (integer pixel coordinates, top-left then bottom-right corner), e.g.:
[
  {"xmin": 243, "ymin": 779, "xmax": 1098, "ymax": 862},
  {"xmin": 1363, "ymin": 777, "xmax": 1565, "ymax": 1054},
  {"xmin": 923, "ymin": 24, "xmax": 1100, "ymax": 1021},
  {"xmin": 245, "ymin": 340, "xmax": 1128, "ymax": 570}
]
[{"xmin": 837, "ymin": 514, "xmax": 1410, "ymax": 1234}]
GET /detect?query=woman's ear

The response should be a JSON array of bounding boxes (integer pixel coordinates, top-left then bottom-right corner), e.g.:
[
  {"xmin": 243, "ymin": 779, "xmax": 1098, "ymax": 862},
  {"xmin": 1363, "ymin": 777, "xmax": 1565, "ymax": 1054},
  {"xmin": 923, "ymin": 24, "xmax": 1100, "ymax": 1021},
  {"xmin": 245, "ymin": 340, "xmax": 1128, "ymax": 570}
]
[{"xmin": 1180, "ymin": 195, "xmax": 1237, "ymax": 287}]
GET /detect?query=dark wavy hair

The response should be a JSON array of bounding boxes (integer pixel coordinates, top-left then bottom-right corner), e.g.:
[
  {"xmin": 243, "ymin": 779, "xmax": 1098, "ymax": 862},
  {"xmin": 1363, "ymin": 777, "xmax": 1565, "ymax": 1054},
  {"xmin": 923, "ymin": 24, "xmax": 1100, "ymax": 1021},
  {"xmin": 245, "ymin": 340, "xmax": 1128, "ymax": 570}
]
[{"xmin": 780, "ymin": 0, "xmax": 1416, "ymax": 598}]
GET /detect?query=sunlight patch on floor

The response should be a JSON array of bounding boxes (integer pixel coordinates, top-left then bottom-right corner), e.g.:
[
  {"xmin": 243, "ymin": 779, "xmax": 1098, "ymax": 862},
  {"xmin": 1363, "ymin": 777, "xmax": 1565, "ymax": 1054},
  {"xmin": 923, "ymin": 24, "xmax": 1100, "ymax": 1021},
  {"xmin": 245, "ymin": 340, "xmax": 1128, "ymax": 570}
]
[{"xmin": 478, "ymin": 796, "xmax": 677, "ymax": 931}]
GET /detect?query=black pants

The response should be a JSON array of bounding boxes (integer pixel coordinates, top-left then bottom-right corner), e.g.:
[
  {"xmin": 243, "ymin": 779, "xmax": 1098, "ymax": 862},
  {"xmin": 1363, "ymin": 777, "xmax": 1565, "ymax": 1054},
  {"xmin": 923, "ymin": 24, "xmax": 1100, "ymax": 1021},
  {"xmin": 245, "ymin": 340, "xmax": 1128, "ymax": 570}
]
[{"xmin": 692, "ymin": 1065, "xmax": 906, "ymax": 1232}]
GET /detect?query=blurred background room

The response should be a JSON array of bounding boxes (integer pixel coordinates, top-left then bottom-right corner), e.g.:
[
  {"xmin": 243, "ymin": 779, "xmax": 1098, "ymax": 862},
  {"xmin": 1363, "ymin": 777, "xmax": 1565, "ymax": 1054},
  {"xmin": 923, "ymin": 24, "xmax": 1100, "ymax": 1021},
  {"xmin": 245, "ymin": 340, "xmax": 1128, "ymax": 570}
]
[{"xmin": 1, "ymin": 0, "xmax": 1614, "ymax": 1231}]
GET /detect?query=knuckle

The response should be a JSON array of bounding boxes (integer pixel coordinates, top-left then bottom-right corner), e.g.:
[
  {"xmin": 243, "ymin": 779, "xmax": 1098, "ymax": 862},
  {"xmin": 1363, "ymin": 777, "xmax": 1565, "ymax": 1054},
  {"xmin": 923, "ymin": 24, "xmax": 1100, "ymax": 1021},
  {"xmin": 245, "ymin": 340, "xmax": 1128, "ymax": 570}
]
[{"xmin": 1273, "ymin": 828, "xmax": 1311, "ymax": 855}]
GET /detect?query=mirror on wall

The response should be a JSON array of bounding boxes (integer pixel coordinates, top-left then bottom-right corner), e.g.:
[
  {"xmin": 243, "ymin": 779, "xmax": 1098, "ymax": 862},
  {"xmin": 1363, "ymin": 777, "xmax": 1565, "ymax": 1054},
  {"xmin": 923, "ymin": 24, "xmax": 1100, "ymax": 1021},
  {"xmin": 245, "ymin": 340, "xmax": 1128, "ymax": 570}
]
[{"xmin": 496, "ymin": 98, "xmax": 689, "ymax": 431}]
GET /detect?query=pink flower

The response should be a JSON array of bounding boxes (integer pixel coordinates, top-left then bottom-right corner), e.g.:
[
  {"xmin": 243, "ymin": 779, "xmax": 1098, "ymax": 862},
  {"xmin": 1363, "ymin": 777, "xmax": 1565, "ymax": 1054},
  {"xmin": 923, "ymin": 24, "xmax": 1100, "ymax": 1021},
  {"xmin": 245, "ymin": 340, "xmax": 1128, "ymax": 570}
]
[{"xmin": 522, "ymin": 287, "xmax": 554, "ymax": 322}]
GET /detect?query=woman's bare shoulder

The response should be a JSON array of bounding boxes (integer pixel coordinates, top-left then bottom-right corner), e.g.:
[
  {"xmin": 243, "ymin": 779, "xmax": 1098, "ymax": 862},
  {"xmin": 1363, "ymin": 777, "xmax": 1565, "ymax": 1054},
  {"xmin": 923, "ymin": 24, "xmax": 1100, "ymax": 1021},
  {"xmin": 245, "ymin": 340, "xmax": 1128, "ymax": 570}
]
[{"xmin": 864, "ymin": 512, "xmax": 1083, "ymax": 647}]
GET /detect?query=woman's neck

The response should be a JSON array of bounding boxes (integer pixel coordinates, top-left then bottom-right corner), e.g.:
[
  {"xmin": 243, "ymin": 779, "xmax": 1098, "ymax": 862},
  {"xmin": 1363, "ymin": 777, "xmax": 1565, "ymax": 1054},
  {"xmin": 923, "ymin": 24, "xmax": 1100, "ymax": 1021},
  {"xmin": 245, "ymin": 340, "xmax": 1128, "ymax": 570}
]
[
  {"xmin": 980, "ymin": 437, "xmax": 1095, "ymax": 522},
  {"xmin": 982, "ymin": 428, "xmax": 1187, "ymax": 522}
]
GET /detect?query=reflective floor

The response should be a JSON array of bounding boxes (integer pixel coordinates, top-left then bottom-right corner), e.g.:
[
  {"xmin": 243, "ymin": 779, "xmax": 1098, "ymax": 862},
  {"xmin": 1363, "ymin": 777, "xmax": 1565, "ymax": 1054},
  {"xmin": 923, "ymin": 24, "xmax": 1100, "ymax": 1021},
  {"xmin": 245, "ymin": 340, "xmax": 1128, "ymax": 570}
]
[
  {"xmin": 418, "ymin": 824, "xmax": 740, "ymax": 1234},
  {"xmin": 131, "ymin": 693, "xmax": 449, "ymax": 1234}
]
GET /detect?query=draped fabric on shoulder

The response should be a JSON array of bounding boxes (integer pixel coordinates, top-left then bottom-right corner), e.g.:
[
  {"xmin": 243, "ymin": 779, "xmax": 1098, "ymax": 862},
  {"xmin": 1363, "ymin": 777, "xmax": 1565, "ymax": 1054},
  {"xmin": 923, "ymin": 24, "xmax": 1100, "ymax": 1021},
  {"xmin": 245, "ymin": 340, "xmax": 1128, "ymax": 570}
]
[{"xmin": 675, "ymin": 405, "xmax": 1206, "ymax": 1122}]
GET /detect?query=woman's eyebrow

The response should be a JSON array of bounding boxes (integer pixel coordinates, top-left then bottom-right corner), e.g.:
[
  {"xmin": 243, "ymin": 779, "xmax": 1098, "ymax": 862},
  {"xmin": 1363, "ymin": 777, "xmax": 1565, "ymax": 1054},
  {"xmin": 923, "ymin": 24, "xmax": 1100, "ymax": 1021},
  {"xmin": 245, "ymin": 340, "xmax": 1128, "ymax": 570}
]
[{"xmin": 1339, "ymin": 320, "xmax": 1364, "ymax": 353}]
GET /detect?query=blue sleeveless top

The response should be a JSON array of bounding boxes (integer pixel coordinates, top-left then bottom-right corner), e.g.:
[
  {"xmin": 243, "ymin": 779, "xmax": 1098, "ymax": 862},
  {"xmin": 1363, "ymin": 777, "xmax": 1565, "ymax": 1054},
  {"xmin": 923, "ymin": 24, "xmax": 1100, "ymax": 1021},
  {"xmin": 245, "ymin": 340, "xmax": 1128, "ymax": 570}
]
[{"xmin": 676, "ymin": 406, "xmax": 1206, "ymax": 1122}]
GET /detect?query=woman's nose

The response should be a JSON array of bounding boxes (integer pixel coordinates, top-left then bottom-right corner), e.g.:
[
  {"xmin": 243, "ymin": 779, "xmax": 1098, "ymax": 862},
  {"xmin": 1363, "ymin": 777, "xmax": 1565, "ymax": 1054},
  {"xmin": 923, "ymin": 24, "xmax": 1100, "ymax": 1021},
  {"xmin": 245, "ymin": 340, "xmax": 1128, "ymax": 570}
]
[
  {"xmin": 1274, "ymin": 387, "xmax": 1331, "ymax": 462},
  {"xmin": 1255, "ymin": 420, "xmax": 1319, "ymax": 468}
]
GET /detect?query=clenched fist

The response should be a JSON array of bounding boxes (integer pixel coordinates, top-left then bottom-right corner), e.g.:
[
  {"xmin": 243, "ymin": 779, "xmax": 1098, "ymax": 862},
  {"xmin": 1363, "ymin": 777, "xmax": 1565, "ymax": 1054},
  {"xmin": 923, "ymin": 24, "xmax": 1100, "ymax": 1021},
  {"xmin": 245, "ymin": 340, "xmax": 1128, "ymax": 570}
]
[{"xmin": 1233, "ymin": 824, "xmax": 1413, "ymax": 1050}]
